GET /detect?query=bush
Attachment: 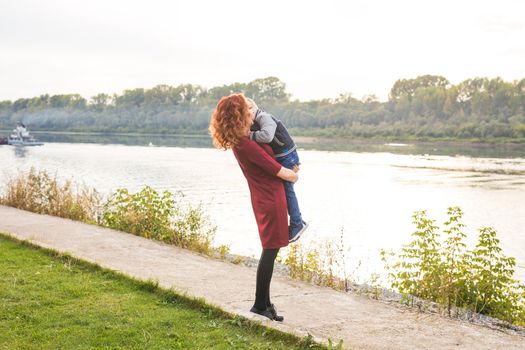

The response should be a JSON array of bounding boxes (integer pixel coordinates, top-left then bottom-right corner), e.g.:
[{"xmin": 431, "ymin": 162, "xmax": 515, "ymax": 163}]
[
  {"xmin": 102, "ymin": 186, "xmax": 216, "ymax": 254},
  {"xmin": 1, "ymin": 170, "xmax": 218, "ymax": 256},
  {"xmin": 382, "ymin": 207, "xmax": 525, "ymax": 325}
]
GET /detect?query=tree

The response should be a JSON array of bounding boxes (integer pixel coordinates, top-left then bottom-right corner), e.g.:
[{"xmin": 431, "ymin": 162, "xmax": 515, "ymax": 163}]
[
  {"xmin": 0, "ymin": 75, "xmax": 523, "ymax": 139},
  {"xmin": 115, "ymin": 89, "xmax": 145, "ymax": 107},
  {"xmin": 207, "ymin": 82, "xmax": 248, "ymax": 102},
  {"xmin": 144, "ymin": 85, "xmax": 180, "ymax": 106},
  {"xmin": 389, "ymin": 75, "xmax": 449, "ymax": 101},
  {"xmin": 90, "ymin": 93, "xmax": 111, "ymax": 107},
  {"xmin": 246, "ymin": 77, "xmax": 290, "ymax": 103}
]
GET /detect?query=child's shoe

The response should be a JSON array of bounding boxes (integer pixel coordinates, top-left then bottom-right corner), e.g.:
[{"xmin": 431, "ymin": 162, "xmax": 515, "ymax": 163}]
[{"xmin": 289, "ymin": 220, "xmax": 308, "ymax": 243}]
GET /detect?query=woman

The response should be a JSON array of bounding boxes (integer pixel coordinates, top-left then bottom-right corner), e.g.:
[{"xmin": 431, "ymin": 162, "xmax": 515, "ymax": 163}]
[{"xmin": 209, "ymin": 93, "xmax": 298, "ymax": 321}]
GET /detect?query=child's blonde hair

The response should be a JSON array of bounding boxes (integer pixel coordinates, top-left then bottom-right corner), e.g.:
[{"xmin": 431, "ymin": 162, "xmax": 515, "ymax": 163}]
[{"xmin": 245, "ymin": 97, "xmax": 258, "ymax": 109}]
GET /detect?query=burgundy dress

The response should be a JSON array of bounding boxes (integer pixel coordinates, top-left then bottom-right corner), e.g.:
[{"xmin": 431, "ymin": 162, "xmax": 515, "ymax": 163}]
[{"xmin": 233, "ymin": 137, "xmax": 289, "ymax": 249}]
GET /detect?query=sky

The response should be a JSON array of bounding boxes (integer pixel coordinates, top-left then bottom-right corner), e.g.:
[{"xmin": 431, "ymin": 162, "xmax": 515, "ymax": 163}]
[{"xmin": 1, "ymin": 0, "xmax": 524, "ymax": 102}]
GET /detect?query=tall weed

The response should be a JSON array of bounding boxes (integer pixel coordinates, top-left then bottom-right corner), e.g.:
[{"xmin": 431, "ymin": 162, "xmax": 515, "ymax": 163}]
[
  {"xmin": 1, "ymin": 170, "xmax": 217, "ymax": 255},
  {"xmin": 0, "ymin": 167, "xmax": 100, "ymax": 222},
  {"xmin": 382, "ymin": 207, "xmax": 525, "ymax": 325},
  {"xmin": 282, "ymin": 241, "xmax": 346, "ymax": 290}
]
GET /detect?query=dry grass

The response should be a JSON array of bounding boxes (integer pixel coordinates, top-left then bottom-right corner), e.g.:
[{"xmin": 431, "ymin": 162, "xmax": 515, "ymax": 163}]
[
  {"xmin": 281, "ymin": 242, "xmax": 347, "ymax": 291},
  {"xmin": 0, "ymin": 167, "xmax": 101, "ymax": 223}
]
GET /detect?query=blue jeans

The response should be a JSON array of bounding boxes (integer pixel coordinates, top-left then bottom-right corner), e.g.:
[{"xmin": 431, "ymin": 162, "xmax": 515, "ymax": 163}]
[{"xmin": 276, "ymin": 150, "xmax": 303, "ymax": 227}]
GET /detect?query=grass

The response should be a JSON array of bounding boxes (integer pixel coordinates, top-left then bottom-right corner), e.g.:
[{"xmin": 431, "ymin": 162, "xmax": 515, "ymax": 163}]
[{"xmin": 0, "ymin": 233, "xmax": 327, "ymax": 350}]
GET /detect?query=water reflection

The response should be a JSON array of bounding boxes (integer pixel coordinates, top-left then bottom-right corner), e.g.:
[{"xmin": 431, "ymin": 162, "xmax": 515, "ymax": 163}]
[
  {"xmin": 33, "ymin": 132, "xmax": 214, "ymax": 148},
  {"xmin": 13, "ymin": 146, "xmax": 28, "ymax": 158}
]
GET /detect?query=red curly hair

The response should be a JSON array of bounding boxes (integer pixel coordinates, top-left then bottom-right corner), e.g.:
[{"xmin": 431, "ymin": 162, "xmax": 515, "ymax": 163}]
[{"xmin": 209, "ymin": 93, "xmax": 252, "ymax": 150}]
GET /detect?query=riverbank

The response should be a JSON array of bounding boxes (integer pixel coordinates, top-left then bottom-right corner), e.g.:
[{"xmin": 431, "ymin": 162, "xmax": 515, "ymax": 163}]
[
  {"xmin": 1, "ymin": 205, "xmax": 524, "ymax": 349},
  {"xmin": 1, "ymin": 128, "xmax": 525, "ymax": 144},
  {"xmin": 3, "ymin": 129, "xmax": 525, "ymax": 158}
]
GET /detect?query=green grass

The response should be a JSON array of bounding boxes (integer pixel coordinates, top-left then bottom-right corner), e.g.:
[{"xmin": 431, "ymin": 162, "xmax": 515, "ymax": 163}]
[{"xmin": 0, "ymin": 233, "xmax": 326, "ymax": 350}]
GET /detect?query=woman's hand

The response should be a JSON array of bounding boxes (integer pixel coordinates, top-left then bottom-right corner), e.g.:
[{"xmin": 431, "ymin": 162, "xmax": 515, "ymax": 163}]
[
  {"xmin": 292, "ymin": 164, "xmax": 300, "ymax": 173},
  {"xmin": 277, "ymin": 167, "xmax": 298, "ymax": 183}
]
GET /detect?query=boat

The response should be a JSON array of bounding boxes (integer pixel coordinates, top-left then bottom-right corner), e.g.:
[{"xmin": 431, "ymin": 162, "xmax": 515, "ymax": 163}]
[{"xmin": 7, "ymin": 124, "xmax": 44, "ymax": 146}]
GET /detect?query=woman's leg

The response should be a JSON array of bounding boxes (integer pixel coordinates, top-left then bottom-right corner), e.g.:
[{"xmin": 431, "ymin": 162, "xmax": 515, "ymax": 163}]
[{"xmin": 253, "ymin": 248, "xmax": 279, "ymax": 311}]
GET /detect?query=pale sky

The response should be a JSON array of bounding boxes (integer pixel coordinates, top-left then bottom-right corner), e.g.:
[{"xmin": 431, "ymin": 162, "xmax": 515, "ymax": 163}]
[{"xmin": 1, "ymin": 0, "xmax": 524, "ymax": 102}]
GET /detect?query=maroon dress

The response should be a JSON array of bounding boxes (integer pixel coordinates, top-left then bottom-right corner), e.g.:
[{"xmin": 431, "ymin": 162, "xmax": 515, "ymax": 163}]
[{"xmin": 233, "ymin": 137, "xmax": 289, "ymax": 249}]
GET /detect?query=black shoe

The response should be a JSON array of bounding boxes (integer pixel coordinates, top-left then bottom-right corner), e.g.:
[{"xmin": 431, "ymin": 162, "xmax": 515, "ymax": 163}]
[
  {"xmin": 289, "ymin": 220, "xmax": 308, "ymax": 243},
  {"xmin": 250, "ymin": 306, "xmax": 274, "ymax": 320},
  {"xmin": 268, "ymin": 303, "xmax": 284, "ymax": 322}
]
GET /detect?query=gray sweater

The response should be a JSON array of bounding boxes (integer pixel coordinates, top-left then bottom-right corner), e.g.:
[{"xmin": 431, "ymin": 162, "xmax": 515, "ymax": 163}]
[
  {"xmin": 250, "ymin": 110, "xmax": 277, "ymax": 143},
  {"xmin": 250, "ymin": 109, "xmax": 296, "ymax": 158}
]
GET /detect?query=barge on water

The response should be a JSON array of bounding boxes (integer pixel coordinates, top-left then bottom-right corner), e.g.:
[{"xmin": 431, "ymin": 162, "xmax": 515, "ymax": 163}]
[{"xmin": 2, "ymin": 123, "xmax": 44, "ymax": 146}]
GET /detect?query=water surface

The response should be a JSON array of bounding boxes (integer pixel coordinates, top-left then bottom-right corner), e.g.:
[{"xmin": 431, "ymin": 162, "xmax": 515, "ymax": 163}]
[{"xmin": 1, "ymin": 135, "xmax": 524, "ymax": 284}]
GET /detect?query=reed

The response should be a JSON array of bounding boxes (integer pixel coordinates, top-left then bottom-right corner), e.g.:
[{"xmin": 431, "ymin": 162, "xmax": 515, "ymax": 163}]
[{"xmin": 0, "ymin": 167, "xmax": 101, "ymax": 222}]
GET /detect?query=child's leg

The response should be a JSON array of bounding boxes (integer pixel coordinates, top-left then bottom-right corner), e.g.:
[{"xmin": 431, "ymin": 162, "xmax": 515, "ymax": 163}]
[
  {"xmin": 277, "ymin": 150, "xmax": 303, "ymax": 228},
  {"xmin": 283, "ymin": 181, "xmax": 302, "ymax": 227}
]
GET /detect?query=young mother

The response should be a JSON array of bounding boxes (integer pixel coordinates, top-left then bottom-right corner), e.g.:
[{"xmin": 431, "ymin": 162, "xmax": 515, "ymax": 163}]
[{"xmin": 209, "ymin": 93, "xmax": 298, "ymax": 321}]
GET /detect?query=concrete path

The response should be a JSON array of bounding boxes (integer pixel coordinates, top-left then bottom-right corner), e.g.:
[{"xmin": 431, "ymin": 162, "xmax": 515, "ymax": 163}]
[{"xmin": 1, "ymin": 205, "xmax": 524, "ymax": 350}]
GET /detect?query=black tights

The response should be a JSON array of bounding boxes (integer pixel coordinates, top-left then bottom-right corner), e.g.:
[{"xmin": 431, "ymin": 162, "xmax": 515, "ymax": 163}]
[{"xmin": 253, "ymin": 248, "xmax": 279, "ymax": 310}]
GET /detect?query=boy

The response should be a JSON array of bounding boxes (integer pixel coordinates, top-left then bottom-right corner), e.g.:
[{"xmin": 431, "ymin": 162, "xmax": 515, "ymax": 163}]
[{"xmin": 246, "ymin": 97, "xmax": 308, "ymax": 243}]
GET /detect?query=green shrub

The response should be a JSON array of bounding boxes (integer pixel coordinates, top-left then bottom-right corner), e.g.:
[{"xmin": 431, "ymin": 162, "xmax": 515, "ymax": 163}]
[
  {"xmin": 2, "ymin": 170, "xmax": 219, "ymax": 256},
  {"xmin": 102, "ymin": 186, "xmax": 216, "ymax": 254},
  {"xmin": 102, "ymin": 187, "xmax": 175, "ymax": 239},
  {"xmin": 382, "ymin": 207, "xmax": 525, "ymax": 325}
]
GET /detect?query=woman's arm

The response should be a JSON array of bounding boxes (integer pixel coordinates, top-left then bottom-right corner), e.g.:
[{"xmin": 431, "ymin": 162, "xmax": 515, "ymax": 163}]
[
  {"xmin": 241, "ymin": 139, "xmax": 299, "ymax": 183},
  {"xmin": 277, "ymin": 166, "xmax": 298, "ymax": 183}
]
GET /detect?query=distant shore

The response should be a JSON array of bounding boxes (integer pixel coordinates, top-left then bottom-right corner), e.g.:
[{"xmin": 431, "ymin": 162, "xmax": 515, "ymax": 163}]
[{"xmin": 1, "ymin": 128, "xmax": 525, "ymax": 144}]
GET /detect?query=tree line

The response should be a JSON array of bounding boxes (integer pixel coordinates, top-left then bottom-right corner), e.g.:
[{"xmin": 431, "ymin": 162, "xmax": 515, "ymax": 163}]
[{"xmin": 1, "ymin": 75, "xmax": 524, "ymax": 140}]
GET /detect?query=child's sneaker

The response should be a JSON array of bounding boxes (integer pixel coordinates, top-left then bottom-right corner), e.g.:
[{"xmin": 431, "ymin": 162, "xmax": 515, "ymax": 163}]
[{"xmin": 289, "ymin": 221, "xmax": 308, "ymax": 243}]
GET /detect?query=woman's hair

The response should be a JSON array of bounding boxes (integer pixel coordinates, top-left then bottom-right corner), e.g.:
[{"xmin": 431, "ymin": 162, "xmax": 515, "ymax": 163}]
[{"xmin": 209, "ymin": 93, "xmax": 252, "ymax": 150}]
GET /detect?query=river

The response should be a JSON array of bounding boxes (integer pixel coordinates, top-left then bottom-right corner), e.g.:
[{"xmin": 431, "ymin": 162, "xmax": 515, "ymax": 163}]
[{"xmin": 1, "ymin": 133, "xmax": 524, "ymax": 284}]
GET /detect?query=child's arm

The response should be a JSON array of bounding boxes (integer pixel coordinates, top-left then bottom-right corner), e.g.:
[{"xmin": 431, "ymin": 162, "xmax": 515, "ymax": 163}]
[{"xmin": 250, "ymin": 110, "xmax": 277, "ymax": 143}]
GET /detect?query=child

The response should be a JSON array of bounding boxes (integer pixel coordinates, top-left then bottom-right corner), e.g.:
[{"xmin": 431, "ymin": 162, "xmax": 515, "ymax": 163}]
[{"xmin": 246, "ymin": 97, "xmax": 308, "ymax": 243}]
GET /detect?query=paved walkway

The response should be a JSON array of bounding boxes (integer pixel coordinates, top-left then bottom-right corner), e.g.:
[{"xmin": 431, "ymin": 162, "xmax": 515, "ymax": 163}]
[{"xmin": 1, "ymin": 205, "xmax": 524, "ymax": 350}]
